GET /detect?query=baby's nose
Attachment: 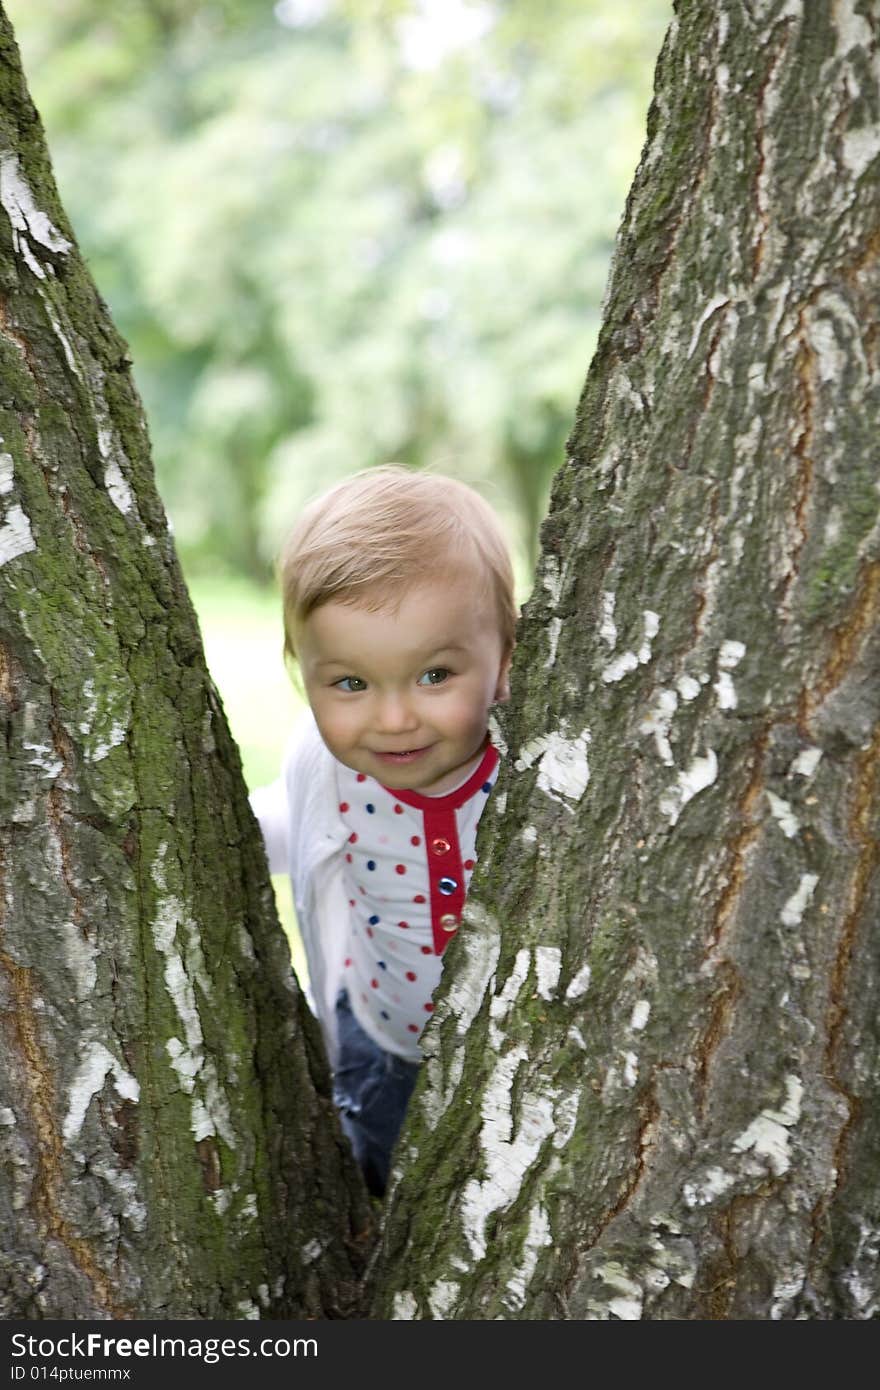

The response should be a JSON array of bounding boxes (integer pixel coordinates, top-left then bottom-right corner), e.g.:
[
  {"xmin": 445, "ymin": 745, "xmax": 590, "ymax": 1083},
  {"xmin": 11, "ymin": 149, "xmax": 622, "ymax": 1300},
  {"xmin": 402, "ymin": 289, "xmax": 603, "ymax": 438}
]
[{"xmin": 374, "ymin": 691, "xmax": 419, "ymax": 732}]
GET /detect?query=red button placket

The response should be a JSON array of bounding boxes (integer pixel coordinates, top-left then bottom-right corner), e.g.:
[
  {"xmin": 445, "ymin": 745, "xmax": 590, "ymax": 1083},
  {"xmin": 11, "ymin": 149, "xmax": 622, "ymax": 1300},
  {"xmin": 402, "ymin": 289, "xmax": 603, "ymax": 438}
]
[
  {"xmin": 379, "ymin": 742, "xmax": 499, "ymax": 957},
  {"xmin": 420, "ymin": 804, "xmax": 466, "ymax": 955}
]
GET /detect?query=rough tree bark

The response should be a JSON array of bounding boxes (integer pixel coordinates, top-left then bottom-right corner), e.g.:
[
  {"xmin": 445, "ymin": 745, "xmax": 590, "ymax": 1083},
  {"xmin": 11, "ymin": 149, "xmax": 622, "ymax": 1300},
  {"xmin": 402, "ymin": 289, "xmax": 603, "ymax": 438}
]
[
  {"xmin": 0, "ymin": 10, "xmax": 370, "ymax": 1320},
  {"xmin": 376, "ymin": 0, "xmax": 880, "ymax": 1319}
]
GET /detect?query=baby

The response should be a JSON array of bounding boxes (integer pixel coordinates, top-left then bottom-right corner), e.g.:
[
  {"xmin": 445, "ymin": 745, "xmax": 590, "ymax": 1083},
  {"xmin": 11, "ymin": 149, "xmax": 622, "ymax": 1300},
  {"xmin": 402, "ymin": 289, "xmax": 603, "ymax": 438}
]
[{"xmin": 250, "ymin": 465, "xmax": 517, "ymax": 1195}]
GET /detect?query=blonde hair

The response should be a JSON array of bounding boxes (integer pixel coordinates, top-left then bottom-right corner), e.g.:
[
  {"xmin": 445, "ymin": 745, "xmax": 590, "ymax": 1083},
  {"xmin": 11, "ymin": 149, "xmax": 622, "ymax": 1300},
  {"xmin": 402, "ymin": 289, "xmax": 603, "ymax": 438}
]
[{"xmin": 280, "ymin": 465, "xmax": 517, "ymax": 663}]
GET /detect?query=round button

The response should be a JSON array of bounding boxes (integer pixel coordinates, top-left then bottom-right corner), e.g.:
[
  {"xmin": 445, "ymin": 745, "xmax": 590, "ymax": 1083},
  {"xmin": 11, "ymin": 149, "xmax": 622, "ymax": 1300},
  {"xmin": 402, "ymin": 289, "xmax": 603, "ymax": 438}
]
[
  {"xmin": 431, "ymin": 837, "xmax": 451, "ymax": 855},
  {"xmin": 438, "ymin": 876, "xmax": 458, "ymax": 895},
  {"xmin": 439, "ymin": 913, "xmax": 458, "ymax": 932}
]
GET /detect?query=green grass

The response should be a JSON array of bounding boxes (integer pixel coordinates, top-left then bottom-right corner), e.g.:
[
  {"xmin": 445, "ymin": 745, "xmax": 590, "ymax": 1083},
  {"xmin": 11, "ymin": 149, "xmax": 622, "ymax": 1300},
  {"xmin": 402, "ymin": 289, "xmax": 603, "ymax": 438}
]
[{"xmin": 188, "ymin": 572, "xmax": 308, "ymax": 983}]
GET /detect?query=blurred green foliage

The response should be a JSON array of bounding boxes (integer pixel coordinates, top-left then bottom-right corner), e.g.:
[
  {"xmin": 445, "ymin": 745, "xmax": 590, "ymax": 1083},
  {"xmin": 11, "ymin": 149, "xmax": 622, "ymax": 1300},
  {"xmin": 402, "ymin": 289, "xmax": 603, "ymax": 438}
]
[{"xmin": 8, "ymin": 0, "xmax": 670, "ymax": 583}]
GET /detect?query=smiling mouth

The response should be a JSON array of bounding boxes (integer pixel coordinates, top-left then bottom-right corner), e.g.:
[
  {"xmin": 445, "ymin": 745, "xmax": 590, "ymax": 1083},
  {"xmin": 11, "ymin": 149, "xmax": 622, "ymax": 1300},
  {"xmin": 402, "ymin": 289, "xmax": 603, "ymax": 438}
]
[{"xmin": 373, "ymin": 746, "xmax": 430, "ymax": 760}]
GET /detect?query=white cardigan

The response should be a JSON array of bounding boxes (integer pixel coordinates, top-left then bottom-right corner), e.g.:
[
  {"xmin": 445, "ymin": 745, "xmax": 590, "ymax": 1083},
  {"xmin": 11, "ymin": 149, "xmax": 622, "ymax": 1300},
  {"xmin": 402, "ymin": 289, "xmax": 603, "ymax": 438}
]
[{"xmin": 249, "ymin": 713, "xmax": 351, "ymax": 1068}]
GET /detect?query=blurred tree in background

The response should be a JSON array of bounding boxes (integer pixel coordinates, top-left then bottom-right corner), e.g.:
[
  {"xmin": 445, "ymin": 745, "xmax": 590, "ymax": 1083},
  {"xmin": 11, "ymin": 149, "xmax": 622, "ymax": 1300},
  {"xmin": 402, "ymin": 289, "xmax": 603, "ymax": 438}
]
[{"xmin": 7, "ymin": 0, "xmax": 668, "ymax": 584}]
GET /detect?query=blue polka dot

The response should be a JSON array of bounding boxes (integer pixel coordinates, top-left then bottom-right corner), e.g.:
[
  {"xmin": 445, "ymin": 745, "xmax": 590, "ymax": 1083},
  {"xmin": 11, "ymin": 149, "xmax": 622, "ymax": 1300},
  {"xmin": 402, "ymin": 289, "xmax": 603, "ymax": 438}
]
[
  {"xmin": 378, "ymin": 961, "xmax": 387, "ymax": 970},
  {"xmin": 367, "ymin": 860, "xmax": 376, "ymax": 870},
  {"xmin": 481, "ymin": 782, "xmax": 493, "ymax": 793},
  {"xmin": 369, "ymin": 914, "xmax": 380, "ymax": 925},
  {"xmin": 380, "ymin": 1010, "xmax": 390, "ymax": 1020},
  {"xmin": 366, "ymin": 803, "xmax": 375, "ymax": 813}
]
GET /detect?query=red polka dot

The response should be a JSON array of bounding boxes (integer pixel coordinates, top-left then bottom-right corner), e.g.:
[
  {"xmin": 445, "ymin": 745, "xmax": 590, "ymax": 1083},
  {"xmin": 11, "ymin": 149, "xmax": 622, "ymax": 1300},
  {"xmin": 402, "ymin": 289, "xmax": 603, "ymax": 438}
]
[
  {"xmin": 356, "ymin": 773, "xmax": 367, "ymax": 782},
  {"xmin": 344, "ymin": 957, "xmax": 352, "ymax": 967},
  {"xmin": 395, "ymin": 864, "xmax": 406, "ymax": 875},
  {"xmin": 406, "ymin": 971, "xmax": 417, "ymax": 982},
  {"xmin": 421, "ymin": 946, "xmax": 432, "ymax": 955},
  {"xmin": 348, "ymin": 899, "xmax": 355, "ymax": 908},
  {"xmin": 464, "ymin": 859, "xmax": 475, "ymax": 870},
  {"xmin": 407, "ymin": 1024, "xmax": 419, "ymax": 1033},
  {"xmin": 398, "ymin": 921, "xmax": 409, "ymax": 929},
  {"xmin": 413, "ymin": 894, "xmax": 426, "ymax": 904},
  {"xmin": 366, "ymin": 927, "xmax": 374, "ymax": 938},
  {"xmin": 339, "ymin": 802, "xmax": 349, "ymax": 812},
  {"xmin": 349, "ymin": 832, "xmax": 358, "ymax": 844},
  {"xmin": 371, "ymin": 979, "xmax": 379, "ymax": 989},
  {"xmin": 411, "ymin": 835, "xmax": 421, "ymax": 846},
  {"xmin": 424, "ymin": 1002, "xmax": 434, "ymax": 1012},
  {"xmin": 393, "ymin": 803, "xmax": 403, "ymax": 814},
  {"xmin": 345, "ymin": 853, "xmax": 352, "ymax": 863}
]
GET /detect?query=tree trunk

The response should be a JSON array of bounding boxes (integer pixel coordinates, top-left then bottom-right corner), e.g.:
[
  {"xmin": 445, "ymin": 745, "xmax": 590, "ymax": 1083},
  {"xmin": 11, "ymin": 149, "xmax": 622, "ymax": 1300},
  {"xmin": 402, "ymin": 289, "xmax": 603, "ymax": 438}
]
[
  {"xmin": 376, "ymin": 0, "xmax": 880, "ymax": 1319},
  {"xmin": 0, "ymin": 10, "xmax": 370, "ymax": 1320}
]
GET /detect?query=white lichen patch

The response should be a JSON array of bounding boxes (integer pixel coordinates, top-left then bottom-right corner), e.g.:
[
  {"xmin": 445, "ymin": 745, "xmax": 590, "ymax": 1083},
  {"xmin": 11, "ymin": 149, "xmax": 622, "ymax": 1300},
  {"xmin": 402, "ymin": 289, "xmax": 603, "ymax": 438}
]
[
  {"xmin": 639, "ymin": 688, "xmax": 678, "ymax": 766},
  {"xmin": 596, "ymin": 1263, "xmax": 643, "ymax": 1320},
  {"xmin": 553, "ymin": 1092, "xmax": 580, "ymax": 1150},
  {"xmin": 842, "ymin": 126, "xmax": 880, "ymax": 181},
  {"xmin": 687, "ymin": 294, "xmax": 731, "ymax": 359},
  {"xmin": 190, "ymin": 1063, "xmax": 236, "ymax": 1148},
  {"xmin": 780, "ymin": 873, "xmax": 819, "ymax": 927},
  {"xmin": 541, "ymin": 554, "xmax": 563, "ymax": 608},
  {"xmin": 427, "ymin": 1280, "xmax": 460, "ymax": 1319},
  {"xmin": 718, "ymin": 640, "xmax": 745, "ymax": 669},
  {"xmin": 489, "ymin": 947, "xmax": 530, "ymax": 1048},
  {"xmin": 565, "ymin": 961, "xmax": 592, "ymax": 1001},
  {"xmin": 791, "ymin": 746, "xmax": 822, "ymax": 777},
  {"xmin": 0, "ymin": 503, "xmax": 36, "ymax": 566},
  {"xmin": 515, "ymin": 728, "xmax": 591, "ymax": 803},
  {"xmin": 78, "ymin": 678, "xmax": 131, "ymax": 765},
  {"xmin": 534, "ymin": 946, "xmax": 562, "ymax": 1001},
  {"xmin": 682, "ymin": 1166, "xmax": 736, "ymax": 1208},
  {"xmin": 659, "ymin": 750, "xmax": 718, "ymax": 826},
  {"xmin": 62, "ymin": 920, "xmax": 97, "ymax": 999},
  {"xmin": 392, "ymin": 1292, "xmax": 418, "ymax": 1320},
  {"xmin": 300, "ymin": 1239, "xmax": 324, "ymax": 1265},
  {"xmin": 834, "ymin": 0, "xmax": 874, "ymax": 55},
  {"xmin": 165, "ymin": 1037, "xmax": 201, "ymax": 1092},
  {"xmin": 567, "ymin": 1024, "xmax": 587, "ymax": 1050},
  {"xmin": 601, "ymin": 650, "xmax": 639, "ymax": 683},
  {"xmin": 104, "ymin": 459, "xmax": 135, "ymax": 516},
  {"xmin": 190, "ymin": 1098, "xmax": 214, "ymax": 1143},
  {"xmin": 676, "ymin": 674, "xmax": 701, "ymax": 702},
  {"xmin": 235, "ymin": 1301, "xmax": 260, "ymax": 1321},
  {"xmin": 63, "ymin": 1043, "xmax": 140, "ymax": 1142},
  {"xmin": 713, "ymin": 671, "xmax": 738, "ymax": 710},
  {"xmin": 732, "ymin": 1075, "xmax": 803, "ymax": 1177},
  {"xmin": 505, "ymin": 1203, "xmax": 552, "ymax": 1312},
  {"xmin": 544, "ymin": 616, "xmax": 562, "ymax": 668},
  {"xmin": 0, "ymin": 453, "xmax": 13, "ymax": 493},
  {"xmin": 445, "ymin": 903, "xmax": 500, "ymax": 1037},
  {"xmin": 770, "ymin": 1267, "xmax": 808, "ymax": 1320},
  {"xmin": 151, "ymin": 845, "xmax": 232, "ymax": 1147},
  {"xmin": 460, "ymin": 1048, "xmax": 556, "ymax": 1262},
  {"xmin": 521, "ymin": 824, "xmax": 537, "ymax": 845},
  {"xmin": 487, "ymin": 711, "xmax": 508, "ymax": 757},
  {"xmin": 637, "ymin": 610, "xmax": 660, "ymax": 664},
  {"xmin": 622, "ymin": 1051, "xmax": 639, "ymax": 1087},
  {"xmin": 630, "ymin": 999, "xmax": 651, "ymax": 1031},
  {"xmin": 766, "ymin": 790, "xmax": 800, "ymax": 838},
  {"xmin": 599, "ymin": 591, "xmax": 617, "ymax": 647},
  {"xmin": 0, "ymin": 155, "xmax": 72, "ymax": 280}
]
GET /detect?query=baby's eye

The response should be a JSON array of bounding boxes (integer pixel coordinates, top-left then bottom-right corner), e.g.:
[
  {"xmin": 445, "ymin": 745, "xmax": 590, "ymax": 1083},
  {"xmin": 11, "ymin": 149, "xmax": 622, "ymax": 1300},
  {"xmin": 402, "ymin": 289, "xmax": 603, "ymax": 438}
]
[
  {"xmin": 334, "ymin": 676, "xmax": 367, "ymax": 693},
  {"xmin": 418, "ymin": 667, "xmax": 450, "ymax": 686}
]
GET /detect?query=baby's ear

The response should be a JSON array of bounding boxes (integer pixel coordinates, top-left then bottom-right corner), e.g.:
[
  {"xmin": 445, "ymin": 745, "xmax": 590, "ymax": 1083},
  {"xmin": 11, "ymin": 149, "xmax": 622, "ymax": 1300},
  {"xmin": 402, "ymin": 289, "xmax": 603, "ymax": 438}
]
[{"xmin": 494, "ymin": 648, "xmax": 513, "ymax": 704}]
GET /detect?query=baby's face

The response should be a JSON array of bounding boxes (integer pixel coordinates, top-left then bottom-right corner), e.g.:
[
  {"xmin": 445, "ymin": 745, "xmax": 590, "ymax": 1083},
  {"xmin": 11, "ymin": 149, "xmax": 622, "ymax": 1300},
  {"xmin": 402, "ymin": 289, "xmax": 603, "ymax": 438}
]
[{"xmin": 298, "ymin": 576, "xmax": 511, "ymax": 794}]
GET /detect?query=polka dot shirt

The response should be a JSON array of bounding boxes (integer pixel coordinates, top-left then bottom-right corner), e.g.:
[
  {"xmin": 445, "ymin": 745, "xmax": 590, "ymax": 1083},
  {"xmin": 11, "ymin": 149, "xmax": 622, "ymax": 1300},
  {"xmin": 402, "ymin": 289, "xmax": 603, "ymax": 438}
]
[{"xmin": 337, "ymin": 741, "xmax": 500, "ymax": 1061}]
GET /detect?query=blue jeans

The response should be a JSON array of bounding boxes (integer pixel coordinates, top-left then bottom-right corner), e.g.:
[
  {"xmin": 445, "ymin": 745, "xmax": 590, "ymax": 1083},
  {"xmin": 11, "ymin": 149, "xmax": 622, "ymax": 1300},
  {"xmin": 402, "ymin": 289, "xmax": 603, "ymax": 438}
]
[{"xmin": 333, "ymin": 990, "xmax": 420, "ymax": 1197}]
